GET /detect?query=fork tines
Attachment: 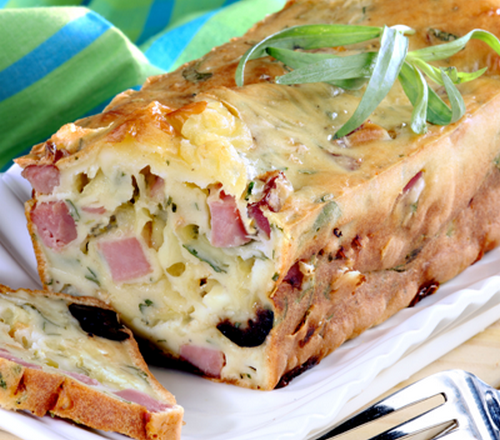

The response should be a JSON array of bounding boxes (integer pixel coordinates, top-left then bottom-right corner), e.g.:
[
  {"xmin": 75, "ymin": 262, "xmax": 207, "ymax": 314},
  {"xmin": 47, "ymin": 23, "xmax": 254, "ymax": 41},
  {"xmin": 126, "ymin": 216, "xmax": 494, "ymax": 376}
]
[{"xmin": 315, "ymin": 369, "xmax": 497, "ymax": 440}]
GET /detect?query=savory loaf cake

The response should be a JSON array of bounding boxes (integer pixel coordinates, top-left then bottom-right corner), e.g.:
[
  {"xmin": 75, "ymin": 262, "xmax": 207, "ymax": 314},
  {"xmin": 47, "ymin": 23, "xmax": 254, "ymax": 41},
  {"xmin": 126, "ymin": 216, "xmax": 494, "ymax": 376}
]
[
  {"xmin": 0, "ymin": 285, "xmax": 183, "ymax": 440},
  {"xmin": 15, "ymin": 0, "xmax": 500, "ymax": 390}
]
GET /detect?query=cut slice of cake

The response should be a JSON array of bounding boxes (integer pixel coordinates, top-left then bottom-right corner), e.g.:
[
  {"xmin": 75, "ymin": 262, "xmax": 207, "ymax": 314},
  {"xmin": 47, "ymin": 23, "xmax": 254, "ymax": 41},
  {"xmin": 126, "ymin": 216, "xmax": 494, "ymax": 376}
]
[
  {"xmin": 15, "ymin": 0, "xmax": 500, "ymax": 390},
  {"xmin": 0, "ymin": 284, "xmax": 183, "ymax": 440}
]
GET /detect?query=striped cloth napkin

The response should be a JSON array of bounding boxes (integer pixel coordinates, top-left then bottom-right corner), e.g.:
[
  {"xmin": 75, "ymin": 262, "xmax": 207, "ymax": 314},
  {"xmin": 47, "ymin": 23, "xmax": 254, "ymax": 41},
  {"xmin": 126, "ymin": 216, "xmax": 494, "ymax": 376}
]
[{"xmin": 0, "ymin": 0, "xmax": 286, "ymax": 170}]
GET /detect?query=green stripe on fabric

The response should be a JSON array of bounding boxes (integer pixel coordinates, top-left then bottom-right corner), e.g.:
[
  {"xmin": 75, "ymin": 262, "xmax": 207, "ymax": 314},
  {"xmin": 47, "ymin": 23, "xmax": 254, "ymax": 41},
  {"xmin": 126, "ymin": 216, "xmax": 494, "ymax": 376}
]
[
  {"xmin": 5, "ymin": 0, "xmax": 83, "ymax": 6},
  {"xmin": 0, "ymin": 8, "xmax": 87, "ymax": 71},
  {"xmin": 90, "ymin": 0, "xmax": 153, "ymax": 42},
  {"xmin": 169, "ymin": 0, "xmax": 227, "ymax": 30},
  {"xmin": 169, "ymin": 0, "xmax": 287, "ymax": 71},
  {"xmin": 0, "ymin": 27, "xmax": 161, "ymax": 168}
]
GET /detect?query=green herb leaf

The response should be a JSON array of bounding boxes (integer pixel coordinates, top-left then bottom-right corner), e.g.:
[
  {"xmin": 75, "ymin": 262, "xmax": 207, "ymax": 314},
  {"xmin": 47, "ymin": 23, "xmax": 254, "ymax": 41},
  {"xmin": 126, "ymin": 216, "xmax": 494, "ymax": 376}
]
[
  {"xmin": 236, "ymin": 23, "xmax": 500, "ymax": 135},
  {"xmin": 266, "ymin": 47, "xmax": 338, "ymax": 69},
  {"xmin": 407, "ymin": 29, "xmax": 500, "ymax": 62},
  {"xmin": 410, "ymin": 58, "xmax": 487, "ymax": 86},
  {"xmin": 398, "ymin": 63, "xmax": 428, "ymax": 134},
  {"xmin": 425, "ymin": 87, "xmax": 454, "ymax": 125},
  {"xmin": 236, "ymin": 24, "xmax": 383, "ymax": 86},
  {"xmin": 275, "ymin": 52, "xmax": 376, "ymax": 84},
  {"xmin": 335, "ymin": 26, "xmax": 408, "ymax": 138},
  {"xmin": 440, "ymin": 68, "xmax": 466, "ymax": 123},
  {"xmin": 400, "ymin": 62, "xmax": 462, "ymax": 127},
  {"xmin": 266, "ymin": 47, "xmax": 369, "ymax": 89}
]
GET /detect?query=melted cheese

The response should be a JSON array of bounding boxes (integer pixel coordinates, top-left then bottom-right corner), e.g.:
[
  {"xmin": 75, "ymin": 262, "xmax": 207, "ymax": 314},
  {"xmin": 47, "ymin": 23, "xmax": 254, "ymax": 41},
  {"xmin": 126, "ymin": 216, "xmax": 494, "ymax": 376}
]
[
  {"xmin": 23, "ymin": 0, "xmax": 500, "ymax": 389},
  {"xmin": 34, "ymin": 70, "xmax": 500, "ymax": 388},
  {"xmin": 0, "ymin": 290, "xmax": 161, "ymax": 400}
]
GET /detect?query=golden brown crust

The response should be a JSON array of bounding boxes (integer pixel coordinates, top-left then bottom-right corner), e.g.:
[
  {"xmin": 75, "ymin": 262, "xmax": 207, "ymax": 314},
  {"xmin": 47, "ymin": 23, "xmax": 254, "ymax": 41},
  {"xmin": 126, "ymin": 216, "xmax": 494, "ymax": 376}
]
[
  {"xmin": 13, "ymin": 0, "xmax": 500, "ymax": 390},
  {"xmin": 19, "ymin": 0, "xmax": 500, "ymax": 168},
  {"xmin": 0, "ymin": 285, "xmax": 183, "ymax": 439},
  {"xmin": 0, "ymin": 360, "xmax": 182, "ymax": 440},
  {"xmin": 267, "ymin": 164, "xmax": 500, "ymax": 388}
]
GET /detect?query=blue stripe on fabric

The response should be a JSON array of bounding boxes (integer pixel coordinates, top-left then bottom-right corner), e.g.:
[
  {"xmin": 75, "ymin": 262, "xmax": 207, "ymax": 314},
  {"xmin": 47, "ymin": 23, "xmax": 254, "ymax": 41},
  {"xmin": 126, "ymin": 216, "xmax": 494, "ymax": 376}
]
[
  {"xmin": 222, "ymin": 0, "xmax": 240, "ymax": 5},
  {"xmin": 0, "ymin": 12, "xmax": 110, "ymax": 101},
  {"xmin": 136, "ymin": 0, "xmax": 175, "ymax": 46},
  {"xmin": 144, "ymin": 10, "xmax": 217, "ymax": 71}
]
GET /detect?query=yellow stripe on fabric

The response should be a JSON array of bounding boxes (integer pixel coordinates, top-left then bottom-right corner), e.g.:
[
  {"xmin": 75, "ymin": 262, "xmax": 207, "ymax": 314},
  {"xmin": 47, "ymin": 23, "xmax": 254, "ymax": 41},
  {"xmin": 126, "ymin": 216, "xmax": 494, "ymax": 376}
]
[
  {"xmin": 0, "ymin": 27, "xmax": 161, "ymax": 167},
  {"xmin": 170, "ymin": 0, "xmax": 287, "ymax": 71},
  {"xmin": 90, "ymin": 0, "xmax": 153, "ymax": 42},
  {"xmin": 0, "ymin": 7, "xmax": 88, "ymax": 71}
]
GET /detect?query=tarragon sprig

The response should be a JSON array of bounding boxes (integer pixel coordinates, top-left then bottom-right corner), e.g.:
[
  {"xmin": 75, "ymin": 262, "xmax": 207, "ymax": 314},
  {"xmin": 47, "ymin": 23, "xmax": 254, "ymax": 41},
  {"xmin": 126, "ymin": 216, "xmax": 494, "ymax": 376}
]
[{"xmin": 236, "ymin": 25, "xmax": 500, "ymax": 138}]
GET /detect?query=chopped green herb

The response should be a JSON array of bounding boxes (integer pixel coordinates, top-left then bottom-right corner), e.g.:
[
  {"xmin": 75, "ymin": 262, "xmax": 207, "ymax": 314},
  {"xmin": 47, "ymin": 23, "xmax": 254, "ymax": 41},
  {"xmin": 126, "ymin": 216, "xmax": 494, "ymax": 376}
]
[
  {"xmin": 139, "ymin": 299, "xmax": 154, "ymax": 313},
  {"xmin": 313, "ymin": 201, "xmax": 341, "ymax": 232},
  {"xmin": 446, "ymin": 224, "xmax": 455, "ymax": 237},
  {"xmin": 272, "ymin": 272, "xmax": 280, "ymax": 281},
  {"xmin": 245, "ymin": 181, "xmax": 255, "ymax": 200},
  {"xmin": 124, "ymin": 365, "xmax": 149, "ymax": 382},
  {"xmin": 323, "ymin": 284, "xmax": 332, "ymax": 298},
  {"xmin": 66, "ymin": 199, "xmax": 80, "ymax": 221},
  {"xmin": 182, "ymin": 64, "xmax": 213, "ymax": 83},
  {"xmin": 183, "ymin": 245, "xmax": 228, "ymax": 273},
  {"xmin": 494, "ymin": 153, "xmax": 500, "ymax": 170},
  {"xmin": 85, "ymin": 267, "xmax": 100, "ymax": 286},
  {"xmin": 316, "ymin": 194, "xmax": 334, "ymax": 203},
  {"xmin": 389, "ymin": 264, "xmax": 407, "ymax": 273},
  {"xmin": 90, "ymin": 215, "xmax": 117, "ymax": 238},
  {"xmin": 0, "ymin": 373, "xmax": 6, "ymax": 389},
  {"xmin": 21, "ymin": 303, "xmax": 60, "ymax": 328},
  {"xmin": 428, "ymin": 28, "xmax": 458, "ymax": 42},
  {"xmin": 282, "ymin": 297, "xmax": 289, "ymax": 321},
  {"xmin": 42, "ymin": 321, "xmax": 61, "ymax": 336}
]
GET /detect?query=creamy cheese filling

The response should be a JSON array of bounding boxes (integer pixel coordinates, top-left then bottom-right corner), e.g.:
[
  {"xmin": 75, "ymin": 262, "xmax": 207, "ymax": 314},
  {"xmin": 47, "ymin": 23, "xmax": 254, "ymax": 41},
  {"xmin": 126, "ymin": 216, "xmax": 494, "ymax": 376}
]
[
  {"xmin": 0, "ymin": 290, "xmax": 162, "ymax": 402},
  {"xmin": 33, "ymin": 100, "xmax": 289, "ymax": 387},
  {"xmin": 31, "ymin": 81, "xmax": 432, "ymax": 387}
]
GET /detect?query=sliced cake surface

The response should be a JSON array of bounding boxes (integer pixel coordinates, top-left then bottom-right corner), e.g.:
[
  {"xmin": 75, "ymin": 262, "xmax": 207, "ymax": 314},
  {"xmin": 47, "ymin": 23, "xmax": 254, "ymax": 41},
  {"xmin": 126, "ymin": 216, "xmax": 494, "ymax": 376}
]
[
  {"xmin": 16, "ymin": 0, "xmax": 500, "ymax": 389},
  {"xmin": 0, "ymin": 284, "xmax": 183, "ymax": 440}
]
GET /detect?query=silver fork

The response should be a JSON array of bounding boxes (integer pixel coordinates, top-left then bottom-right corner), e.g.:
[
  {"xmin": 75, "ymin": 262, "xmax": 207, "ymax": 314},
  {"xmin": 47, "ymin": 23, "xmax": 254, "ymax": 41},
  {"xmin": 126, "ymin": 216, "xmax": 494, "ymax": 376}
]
[{"xmin": 315, "ymin": 369, "xmax": 500, "ymax": 439}]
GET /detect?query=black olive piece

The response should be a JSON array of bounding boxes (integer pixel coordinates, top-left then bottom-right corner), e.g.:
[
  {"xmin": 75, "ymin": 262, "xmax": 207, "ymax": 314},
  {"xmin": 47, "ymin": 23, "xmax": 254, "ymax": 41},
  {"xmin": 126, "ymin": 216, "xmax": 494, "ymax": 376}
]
[
  {"xmin": 69, "ymin": 303, "xmax": 129, "ymax": 341},
  {"xmin": 217, "ymin": 309, "xmax": 274, "ymax": 348}
]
